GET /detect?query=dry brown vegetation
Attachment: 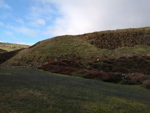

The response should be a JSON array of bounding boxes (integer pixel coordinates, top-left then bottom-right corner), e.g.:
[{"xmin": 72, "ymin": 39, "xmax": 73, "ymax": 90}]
[
  {"xmin": 142, "ymin": 80, "xmax": 150, "ymax": 88},
  {"xmin": 79, "ymin": 27, "xmax": 150, "ymax": 49},
  {"xmin": 38, "ymin": 54, "xmax": 150, "ymax": 86}
]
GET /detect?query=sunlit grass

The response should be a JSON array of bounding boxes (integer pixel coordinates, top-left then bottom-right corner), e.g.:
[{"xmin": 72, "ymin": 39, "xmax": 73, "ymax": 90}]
[{"xmin": 0, "ymin": 42, "xmax": 29, "ymax": 52}]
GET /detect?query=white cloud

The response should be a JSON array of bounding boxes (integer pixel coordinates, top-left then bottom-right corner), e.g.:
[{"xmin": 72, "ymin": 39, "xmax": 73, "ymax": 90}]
[
  {"xmin": 14, "ymin": 41, "xmax": 28, "ymax": 45},
  {"xmin": 0, "ymin": 0, "xmax": 11, "ymax": 9},
  {"xmin": 37, "ymin": 0, "xmax": 150, "ymax": 36},
  {"xmin": 10, "ymin": 26, "xmax": 37, "ymax": 37},
  {"xmin": 29, "ymin": 1, "xmax": 56, "ymax": 21},
  {"xmin": 16, "ymin": 19, "xmax": 24, "ymax": 24},
  {"xmin": 30, "ymin": 19, "xmax": 46, "ymax": 27},
  {"xmin": 0, "ymin": 13, "xmax": 11, "ymax": 19},
  {"xmin": 37, "ymin": 19, "xmax": 46, "ymax": 25},
  {"xmin": 5, "ymin": 31, "xmax": 14, "ymax": 37},
  {"xmin": 0, "ymin": 22, "xmax": 4, "ymax": 26}
]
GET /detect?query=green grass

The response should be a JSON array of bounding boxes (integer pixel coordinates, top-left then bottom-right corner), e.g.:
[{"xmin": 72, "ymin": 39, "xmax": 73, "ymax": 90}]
[
  {"xmin": 0, "ymin": 66, "xmax": 150, "ymax": 113},
  {"xmin": 103, "ymin": 45, "xmax": 150, "ymax": 58},
  {"xmin": 5, "ymin": 36, "xmax": 101, "ymax": 65},
  {"xmin": 0, "ymin": 42, "xmax": 29, "ymax": 52}
]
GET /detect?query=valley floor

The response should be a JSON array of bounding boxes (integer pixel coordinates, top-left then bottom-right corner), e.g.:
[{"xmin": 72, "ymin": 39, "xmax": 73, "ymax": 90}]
[{"xmin": 0, "ymin": 66, "xmax": 150, "ymax": 113}]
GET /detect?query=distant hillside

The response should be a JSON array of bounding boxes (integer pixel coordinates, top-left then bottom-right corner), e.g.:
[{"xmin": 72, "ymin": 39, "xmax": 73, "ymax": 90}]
[
  {"xmin": 0, "ymin": 42, "xmax": 29, "ymax": 52},
  {"xmin": 79, "ymin": 27, "xmax": 150, "ymax": 49},
  {"xmin": 0, "ymin": 49, "xmax": 7, "ymax": 53}
]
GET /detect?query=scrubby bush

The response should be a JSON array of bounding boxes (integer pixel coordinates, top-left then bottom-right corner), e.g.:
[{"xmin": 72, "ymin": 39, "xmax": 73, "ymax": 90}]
[
  {"xmin": 83, "ymin": 70, "xmax": 122, "ymax": 83},
  {"xmin": 126, "ymin": 73, "xmax": 146, "ymax": 85},
  {"xmin": 83, "ymin": 70, "xmax": 106, "ymax": 79},
  {"xmin": 142, "ymin": 80, "xmax": 150, "ymax": 88},
  {"xmin": 101, "ymin": 72, "xmax": 122, "ymax": 83},
  {"xmin": 39, "ymin": 64, "xmax": 78, "ymax": 75}
]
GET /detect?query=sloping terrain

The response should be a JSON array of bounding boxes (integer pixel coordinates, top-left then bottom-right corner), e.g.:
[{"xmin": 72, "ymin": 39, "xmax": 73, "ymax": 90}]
[
  {"xmin": 4, "ymin": 36, "xmax": 101, "ymax": 66},
  {"xmin": 0, "ymin": 49, "xmax": 7, "ymax": 53},
  {"xmin": 0, "ymin": 42, "xmax": 29, "ymax": 52},
  {"xmin": 0, "ymin": 66, "xmax": 150, "ymax": 113},
  {"xmin": 3, "ymin": 27, "xmax": 150, "ymax": 65},
  {"xmin": 1, "ymin": 27, "xmax": 150, "ymax": 86}
]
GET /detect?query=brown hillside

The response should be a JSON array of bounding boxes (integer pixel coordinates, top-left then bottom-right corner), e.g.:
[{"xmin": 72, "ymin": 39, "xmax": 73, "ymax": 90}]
[{"xmin": 79, "ymin": 27, "xmax": 150, "ymax": 49}]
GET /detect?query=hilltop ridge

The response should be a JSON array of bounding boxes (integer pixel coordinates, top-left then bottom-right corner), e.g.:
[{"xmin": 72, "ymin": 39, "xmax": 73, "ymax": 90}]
[{"xmin": 79, "ymin": 27, "xmax": 150, "ymax": 49}]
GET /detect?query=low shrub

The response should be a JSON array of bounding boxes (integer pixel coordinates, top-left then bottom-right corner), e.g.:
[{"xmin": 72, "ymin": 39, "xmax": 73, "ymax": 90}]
[
  {"xmin": 83, "ymin": 71, "xmax": 122, "ymax": 83},
  {"xmin": 126, "ymin": 73, "xmax": 146, "ymax": 85},
  {"xmin": 39, "ymin": 64, "xmax": 78, "ymax": 75},
  {"xmin": 142, "ymin": 80, "xmax": 150, "ymax": 88},
  {"xmin": 101, "ymin": 72, "xmax": 122, "ymax": 83},
  {"xmin": 83, "ymin": 70, "xmax": 106, "ymax": 79}
]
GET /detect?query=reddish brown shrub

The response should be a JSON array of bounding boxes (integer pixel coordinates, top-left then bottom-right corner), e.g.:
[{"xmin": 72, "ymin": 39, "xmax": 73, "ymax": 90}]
[
  {"xmin": 83, "ymin": 71, "xmax": 122, "ymax": 83},
  {"xmin": 38, "ymin": 64, "xmax": 78, "ymax": 75},
  {"xmin": 142, "ymin": 80, "xmax": 150, "ymax": 88},
  {"xmin": 126, "ymin": 73, "xmax": 146, "ymax": 84},
  {"xmin": 101, "ymin": 72, "xmax": 122, "ymax": 83},
  {"xmin": 83, "ymin": 70, "xmax": 105, "ymax": 79}
]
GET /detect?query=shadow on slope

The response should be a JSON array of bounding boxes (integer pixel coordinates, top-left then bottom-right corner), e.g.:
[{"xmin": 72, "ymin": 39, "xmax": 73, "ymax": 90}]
[
  {"xmin": 0, "ymin": 49, "xmax": 23, "ymax": 64},
  {"xmin": 0, "ymin": 49, "xmax": 7, "ymax": 53}
]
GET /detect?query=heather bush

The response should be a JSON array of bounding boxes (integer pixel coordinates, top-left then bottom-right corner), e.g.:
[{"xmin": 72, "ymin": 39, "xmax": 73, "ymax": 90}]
[
  {"xmin": 39, "ymin": 64, "xmax": 78, "ymax": 75},
  {"xmin": 142, "ymin": 80, "xmax": 150, "ymax": 88},
  {"xmin": 83, "ymin": 70, "xmax": 122, "ymax": 83},
  {"xmin": 83, "ymin": 70, "xmax": 105, "ymax": 79},
  {"xmin": 101, "ymin": 72, "xmax": 122, "ymax": 83},
  {"xmin": 126, "ymin": 73, "xmax": 146, "ymax": 84}
]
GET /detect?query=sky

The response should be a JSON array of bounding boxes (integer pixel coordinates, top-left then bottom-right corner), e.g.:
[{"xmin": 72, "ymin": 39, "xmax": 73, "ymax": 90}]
[{"xmin": 0, "ymin": 0, "xmax": 150, "ymax": 45}]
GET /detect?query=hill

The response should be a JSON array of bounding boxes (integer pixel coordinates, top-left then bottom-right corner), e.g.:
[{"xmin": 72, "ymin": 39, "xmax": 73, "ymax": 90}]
[
  {"xmin": 0, "ymin": 42, "xmax": 29, "ymax": 52},
  {"xmin": 3, "ymin": 27, "xmax": 150, "ymax": 66},
  {"xmin": 2, "ymin": 27, "xmax": 150, "ymax": 86},
  {"xmin": 4, "ymin": 36, "xmax": 101, "ymax": 66}
]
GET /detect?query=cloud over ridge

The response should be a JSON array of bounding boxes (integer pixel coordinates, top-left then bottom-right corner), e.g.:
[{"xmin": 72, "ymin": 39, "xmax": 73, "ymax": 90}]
[{"xmin": 37, "ymin": 0, "xmax": 150, "ymax": 36}]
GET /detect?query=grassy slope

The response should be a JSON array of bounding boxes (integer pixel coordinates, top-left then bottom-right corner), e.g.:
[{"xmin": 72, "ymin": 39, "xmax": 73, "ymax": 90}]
[
  {"xmin": 0, "ymin": 42, "xmax": 29, "ymax": 52},
  {"xmin": 0, "ymin": 66, "xmax": 150, "ymax": 113},
  {"xmin": 4, "ymin": 36, "xmax": 101, "ymax": 65},
  {"xmin": 5, "ymin": 44, "xmax": 150, "ymax": 66},
  {"xmin": 101, "ymin": 45, "xmax": 150, "ymax": 58},
  {"xmin": 3, "ymin": 27, "xmax": 150, "ymax": 67}
]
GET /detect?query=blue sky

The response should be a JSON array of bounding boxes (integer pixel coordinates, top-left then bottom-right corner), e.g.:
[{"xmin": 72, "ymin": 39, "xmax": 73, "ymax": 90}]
[{"xmin": 0, "ymin": 0, "xmax": 150, "ymax": 45}]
